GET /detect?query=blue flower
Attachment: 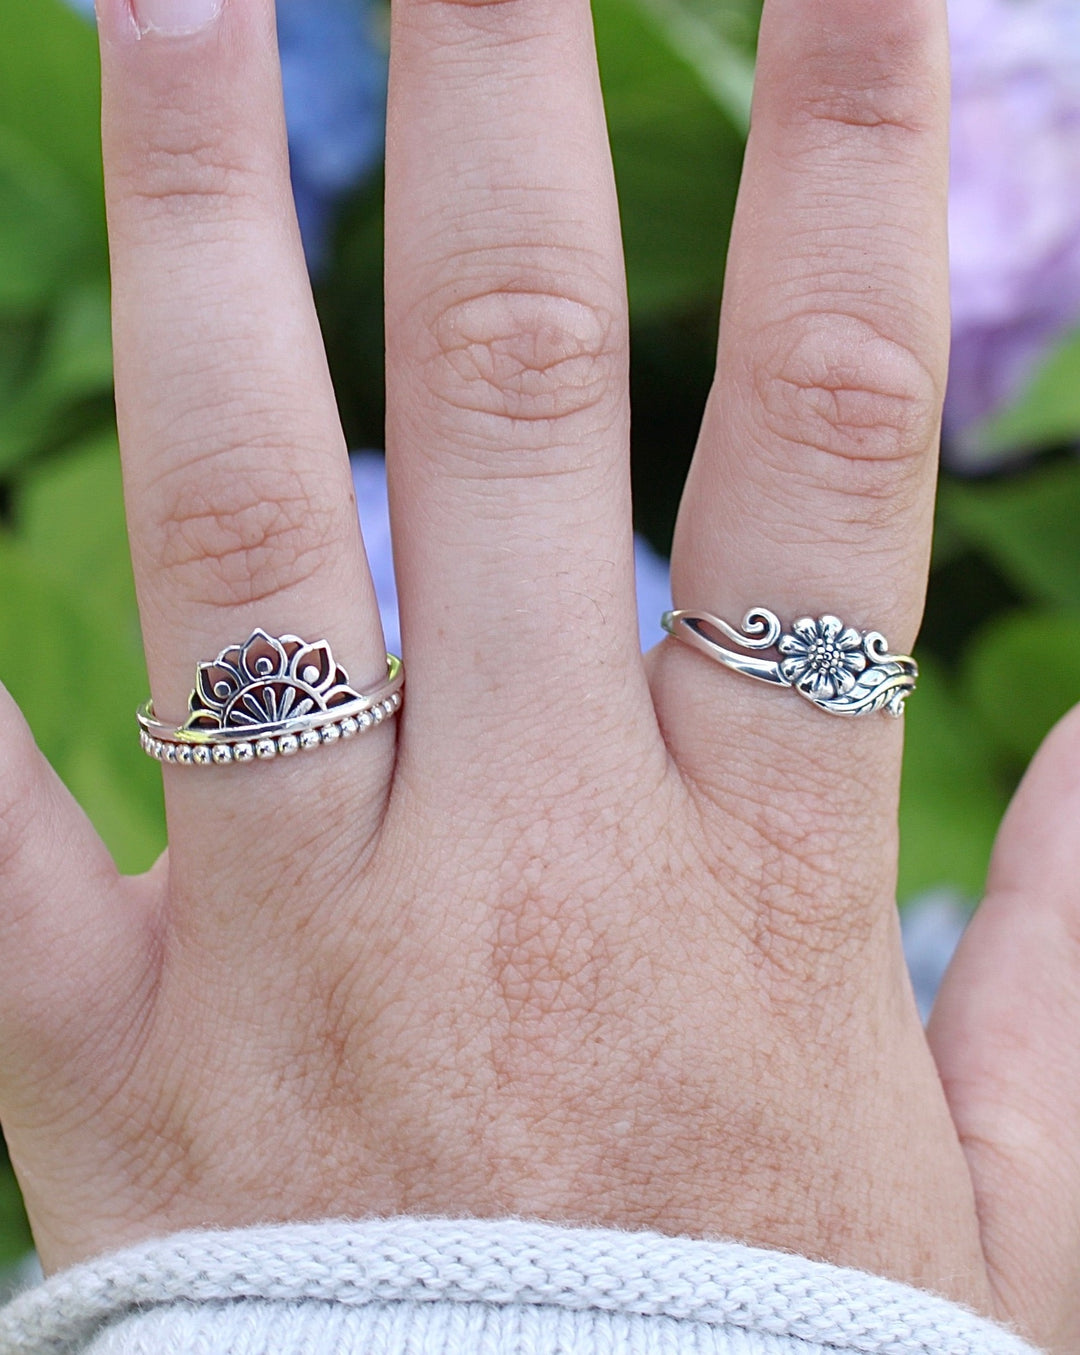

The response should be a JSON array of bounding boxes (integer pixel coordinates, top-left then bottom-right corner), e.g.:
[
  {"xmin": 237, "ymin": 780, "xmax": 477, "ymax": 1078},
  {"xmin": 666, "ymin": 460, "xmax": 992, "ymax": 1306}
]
[
  {"xmin": 276, "ymin": 0, "xmax": 387, "ymax": 267},
  {"xmin": 900, "ymin": 891, "xmax": 971, "ymax": 1023}
]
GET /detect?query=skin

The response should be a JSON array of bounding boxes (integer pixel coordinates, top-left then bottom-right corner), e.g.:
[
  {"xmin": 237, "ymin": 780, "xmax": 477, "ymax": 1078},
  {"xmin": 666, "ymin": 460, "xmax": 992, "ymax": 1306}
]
[{"xmin": 0, "ymin": 0, "xmax": 1077, "ymax": 1348}]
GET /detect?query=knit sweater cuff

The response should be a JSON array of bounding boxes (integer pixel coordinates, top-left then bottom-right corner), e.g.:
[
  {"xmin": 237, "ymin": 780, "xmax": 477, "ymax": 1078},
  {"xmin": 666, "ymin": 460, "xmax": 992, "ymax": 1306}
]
[{"xmin": 0, "ymin": 1216, "xmax": 1042, "ymax": 1355}]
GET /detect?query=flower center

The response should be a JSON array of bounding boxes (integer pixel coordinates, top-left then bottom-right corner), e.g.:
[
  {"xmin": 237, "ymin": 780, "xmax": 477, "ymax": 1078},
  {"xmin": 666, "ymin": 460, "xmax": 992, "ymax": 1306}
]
[{"xmin": 808, "ymin": 638, "xmax": 841, "ymax": 674}]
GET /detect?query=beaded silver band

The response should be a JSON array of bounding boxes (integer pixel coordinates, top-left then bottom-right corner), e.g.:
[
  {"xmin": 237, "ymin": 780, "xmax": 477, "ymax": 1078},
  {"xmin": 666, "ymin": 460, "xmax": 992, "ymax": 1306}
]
[
  {"xmin": 662, "ymin": 608, "xmax": 917, "ymax": 718},
  {"xmin": 137, "ymin": 629, "xmax": 403, "ymax": 766}
]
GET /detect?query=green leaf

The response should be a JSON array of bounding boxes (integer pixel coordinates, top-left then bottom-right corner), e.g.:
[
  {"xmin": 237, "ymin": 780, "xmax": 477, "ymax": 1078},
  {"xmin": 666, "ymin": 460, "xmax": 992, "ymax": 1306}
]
[
  {"xmin": 34, "ymin": 280, "xmax": 114, "ymax": 401},
  {"xmin": 0, "ymin": 1159, "xmax": 31, "ymax": 1270},
  {"xmin": 0, "ymin": 126, "xmax": 91, "ymax": 312},
  {"xmin": 594, "ymin": 0, "xmax": 746, "ymax": 318},
  {"xmin": 898, "ymin": 655, "xmax": 1008, "ymax": 900},
  {"xmin": 0, "ymin": 538, "xmax": 86, "ymax": 757},
  {"xmin": 0, "ymin": 531, "xmax": 165, "ymax": 873},
  {"xmin": 0, "ymin": 317, "xmax": 38, "ymax": 413},
  {"xmin": 1, "ymin": 437, "xmax": 166, "ymax": 874},
  {"xmin": 964, "ymin": 611, "xmax": 1080, "ymax": 771},
  {"xmin": 18, "ymin": 432, "xmax": 134, "ymax": 617},
  {"xmin": 0, "ymin": 283, "xmax": 114, "ymax": 473},
  {"xmin": 63, "ymin": 738, "xmax": 166, "ymax": 876},
  {"xmin": 627, "ymin": 0, "xmax": 758, "ymax": 134},
  {"xmin": 927, "ymin": 481, "xmax": 969, "ymax": 572},
  {"xmin": 975, "ymin": 325, "xmax": 1080, "ymax": 456},
  {"xmin": 940, "ymin": 461, "xmax": 1080, "ymax": 611},
  {"xmin": 0, "ymin": 0, "xmax": 103, "ymax": 204}
]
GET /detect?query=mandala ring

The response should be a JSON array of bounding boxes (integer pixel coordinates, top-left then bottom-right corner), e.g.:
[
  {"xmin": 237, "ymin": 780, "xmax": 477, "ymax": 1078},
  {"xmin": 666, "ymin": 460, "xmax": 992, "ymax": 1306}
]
[
  {"xmin": 137, "ymin": 629, "xmax": 403, "ymax": 766},
  {"xmin": 662, "ymin": 608, "xmax": 917, "ymax": 718}
]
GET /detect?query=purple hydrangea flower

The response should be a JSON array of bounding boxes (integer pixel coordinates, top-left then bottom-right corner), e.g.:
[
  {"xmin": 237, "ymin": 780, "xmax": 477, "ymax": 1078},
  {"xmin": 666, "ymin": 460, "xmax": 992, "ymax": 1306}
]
[{"xmin": 946, "ymin": 0, "xmax": 1080, "ymax": 458}]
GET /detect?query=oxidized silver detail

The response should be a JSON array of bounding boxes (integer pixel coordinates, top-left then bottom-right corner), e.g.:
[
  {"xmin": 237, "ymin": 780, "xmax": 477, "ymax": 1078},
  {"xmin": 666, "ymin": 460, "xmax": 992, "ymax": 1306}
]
[
  {"xmin": 137, "ymin": 629, "xmax": 404, "ymax": 764},
  {"xmin": 662, "ymin": 608, "xmax": 916, "ymax": 717}
]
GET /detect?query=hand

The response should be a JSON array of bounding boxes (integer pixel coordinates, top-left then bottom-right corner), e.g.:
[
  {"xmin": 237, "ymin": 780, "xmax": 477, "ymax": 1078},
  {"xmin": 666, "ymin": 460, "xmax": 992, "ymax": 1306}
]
[{"xmin": 1, "ymin": 0, "xmax": 1077, "ymax": 1349}]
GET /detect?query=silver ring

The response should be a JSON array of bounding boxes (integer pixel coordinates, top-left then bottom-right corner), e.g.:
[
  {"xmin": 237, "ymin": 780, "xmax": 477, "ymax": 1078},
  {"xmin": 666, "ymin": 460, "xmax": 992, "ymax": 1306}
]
[
  {"xmin": 661, "ymin": 608, "xmax": 917, "ymax": 718},
  {"xmin": 137, "ymin": 629, "xmax": 403, "ymax": 766}
]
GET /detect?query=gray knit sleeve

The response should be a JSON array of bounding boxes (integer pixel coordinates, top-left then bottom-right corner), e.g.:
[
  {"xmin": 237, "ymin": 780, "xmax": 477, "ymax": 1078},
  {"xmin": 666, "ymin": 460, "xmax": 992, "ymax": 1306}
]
[{"xmin": 0, "ymin": 1216, "xmax": 1043, "ymax": 1355}]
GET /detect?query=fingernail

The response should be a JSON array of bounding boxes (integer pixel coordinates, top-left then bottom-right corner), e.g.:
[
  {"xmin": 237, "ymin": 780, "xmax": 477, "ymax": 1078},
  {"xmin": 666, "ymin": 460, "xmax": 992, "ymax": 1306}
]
[{"xmin": 131, "ymin": 0, "xmax": 223, "ymax": 35}]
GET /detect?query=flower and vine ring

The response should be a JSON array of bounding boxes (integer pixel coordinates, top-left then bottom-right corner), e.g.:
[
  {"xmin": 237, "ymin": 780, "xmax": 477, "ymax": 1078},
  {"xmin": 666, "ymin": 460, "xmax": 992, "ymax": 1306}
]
[{"xmin": 661, "ymin": 608, "xmax": 917, "ymax": 718}]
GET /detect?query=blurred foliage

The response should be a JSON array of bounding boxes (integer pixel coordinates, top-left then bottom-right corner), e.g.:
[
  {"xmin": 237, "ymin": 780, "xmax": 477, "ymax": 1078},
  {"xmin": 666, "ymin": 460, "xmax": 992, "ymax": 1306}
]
[
  {"xmin": 902, "ymin": 455, "xmax": 1080, "ymax": 899},
  {"xmin": 630, "ymin": 0, "xmax": 757, "ymax": 134},
  {"xmin": 2, "ymin": 0, "xmax": 1080, "ymax": 1275},
  {"xmin": 596, "ymin": 0, "xmax": 751, "ymax": 316},
  {"xmin": 976, "ymin": 325, "xmax": 1080, "ymax": 458},
  {"xmin": 7, "ymin": 437, "xmax": 166, "ymax": 869},
  {"xmin": 939, "ymin": 460, "xmax": 1080, "ymax": 611},
  {"xmin": 0, "ymin": 0, "xmax": 112, "ymax": 476},
  {"xmin": 0, "ymin": 0, "xmax": 162, "ymax": 1269},
  {"xmin": 897, "ymin": 656, "xmax": 1008, "ymax": 903},
  {"xmin": 0, "ymin": 0, "xmax": 159, "ymax": 875},
  {"xmin": 0, "ymin": 1136, "xmax": 32, "ymax": 1269}
]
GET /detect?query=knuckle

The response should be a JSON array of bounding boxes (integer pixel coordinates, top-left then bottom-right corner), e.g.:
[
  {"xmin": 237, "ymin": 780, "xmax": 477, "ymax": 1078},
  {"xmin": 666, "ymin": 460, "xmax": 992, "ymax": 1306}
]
[
  {"xmin": 415, "ymin": 283, "xmax": 625, "ymax": 452},
  {"xmin": 115, "ymin": 110, "xmax": 264, "ymax": 222},
  {"xmin": 752, "ymin": 312, "xmax": 942, "ymax": 492},
  {"xmin": 413, "ymin": 0, "xmax": 522, "ymax": 14},
  {"xmin": 397, "ymin": 0, "xmax": 539, "ymax": 51},
  {"xmin": 785, "ymin": 10, "xmax": 943, "ymax": 143},
  {"xmin": 793, "ymin": 86, "xmax": 935, "ymax": 141},
  {"xmin": 151, "ymin": 450, "xmax": 343, "ymax": 609},
  {"xmin": 432, "ymin": 0, "xmax": 520, "ymax": 9}
]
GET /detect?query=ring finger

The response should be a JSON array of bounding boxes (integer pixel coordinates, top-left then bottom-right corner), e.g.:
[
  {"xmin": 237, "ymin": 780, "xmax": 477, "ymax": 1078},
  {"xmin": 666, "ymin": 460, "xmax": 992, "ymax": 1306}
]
[{"xmin": 659, "ymin": 0, "xmax": 951, "ymax": 919}]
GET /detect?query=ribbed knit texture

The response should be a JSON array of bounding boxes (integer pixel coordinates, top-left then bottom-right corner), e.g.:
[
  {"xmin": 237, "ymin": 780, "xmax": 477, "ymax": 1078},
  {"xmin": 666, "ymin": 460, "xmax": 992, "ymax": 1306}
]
[{"xmin": 0, "ymin": 1216, "xmax": 1042, "ymax": 1355}]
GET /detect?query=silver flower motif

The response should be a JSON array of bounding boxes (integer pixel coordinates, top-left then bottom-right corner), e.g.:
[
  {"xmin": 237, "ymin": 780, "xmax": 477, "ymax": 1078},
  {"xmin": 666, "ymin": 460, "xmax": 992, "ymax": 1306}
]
[
  {"xmin": 185, "ymin": 629, "xmax": 361, "ymax": 732},
  {"xmin": 777, "ymin": 615, "xmax": 868, "ymax": 702}
]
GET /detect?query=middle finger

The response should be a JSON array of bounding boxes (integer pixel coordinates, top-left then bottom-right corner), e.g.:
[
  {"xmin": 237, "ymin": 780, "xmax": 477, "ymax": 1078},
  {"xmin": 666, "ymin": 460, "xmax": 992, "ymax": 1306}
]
[{"xmin": 384, "ymin": 0, "xmax": 653, "ymax": 780}]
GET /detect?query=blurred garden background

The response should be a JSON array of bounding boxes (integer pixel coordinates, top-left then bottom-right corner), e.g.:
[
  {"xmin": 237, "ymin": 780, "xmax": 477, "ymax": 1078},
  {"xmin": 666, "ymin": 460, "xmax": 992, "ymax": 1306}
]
[{"xmin": 3, "ymin": 0, "xmax": 1080, "ymax": 1274}]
